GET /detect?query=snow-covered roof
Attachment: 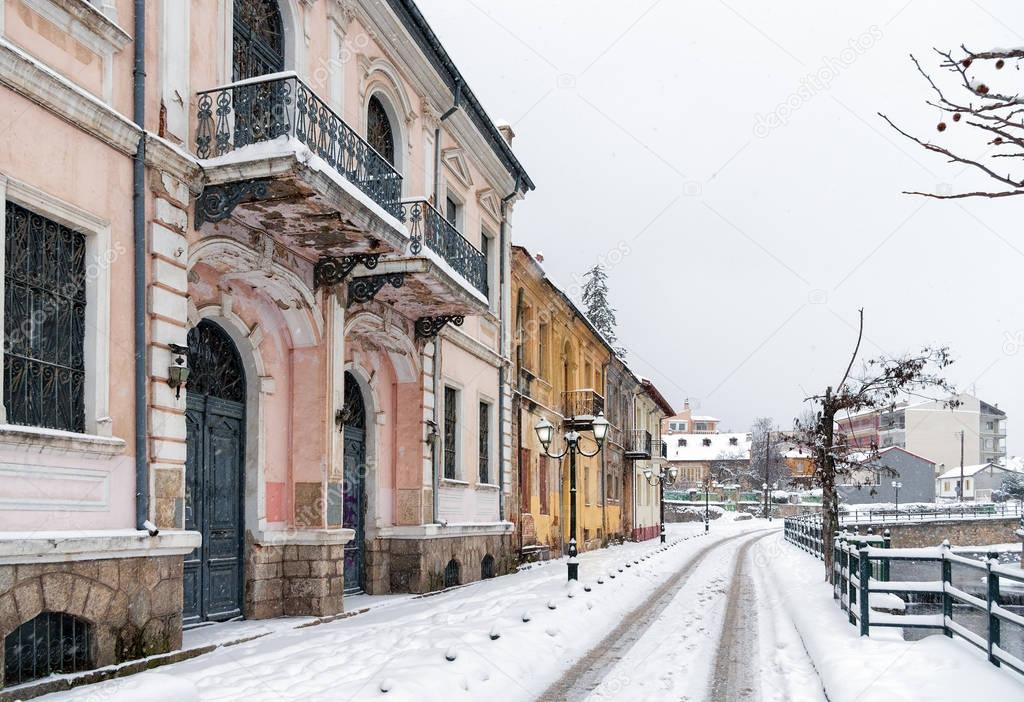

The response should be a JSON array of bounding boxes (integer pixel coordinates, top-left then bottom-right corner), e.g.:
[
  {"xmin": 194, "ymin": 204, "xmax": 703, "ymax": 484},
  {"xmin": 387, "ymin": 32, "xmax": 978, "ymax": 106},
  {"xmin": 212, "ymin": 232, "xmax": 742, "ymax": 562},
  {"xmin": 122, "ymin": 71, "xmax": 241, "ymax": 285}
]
[
  {"xmin": 936, "ymin": 462, "xmax": 1010, "ymax": 480},
  {"xmin": 665, "ymin": 432, "xmax": 752, "ymax": 462},
  {"xmin": 690, "ymin": 415, "xmax": 719, "ymax": 422}
]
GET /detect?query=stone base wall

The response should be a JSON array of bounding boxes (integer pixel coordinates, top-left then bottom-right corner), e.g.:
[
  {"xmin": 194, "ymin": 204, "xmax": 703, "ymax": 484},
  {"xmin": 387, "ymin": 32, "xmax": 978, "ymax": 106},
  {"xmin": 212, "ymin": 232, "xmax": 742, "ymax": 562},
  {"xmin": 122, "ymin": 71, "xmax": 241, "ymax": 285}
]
[
  {"xmin": 854, "ymin": 517, "xmax": 1021, "ymax": 549},
  {"xmin": 0, "ymin": 555, "xmax": 184, "ymax": 688},
  {"xmin": 245, "ymin": 539, "xmax": 346, "ymax": 619},
  {"xmin": 366, "ymin": 533, "xmax": 515, "ymax": 594}
]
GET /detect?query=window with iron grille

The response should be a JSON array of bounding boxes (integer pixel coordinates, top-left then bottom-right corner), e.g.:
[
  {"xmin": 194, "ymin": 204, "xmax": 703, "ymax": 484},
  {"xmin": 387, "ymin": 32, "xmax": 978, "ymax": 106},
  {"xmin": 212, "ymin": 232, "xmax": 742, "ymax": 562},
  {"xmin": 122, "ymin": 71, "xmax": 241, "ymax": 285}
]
[
  {"xmin": 481, "ymin": 554, "xmax": 495, "ymax": 579},
  {"xmin": 478, "ymin": 401, "xmax": 490, "ymax": 484},
  {"xmin": 4, "ymin": 612, "xmax": 92, "ymax": 686},
  {"xmin": 4, "ymin": 202, "xmax": 86, "ymax": 433},
  {"xmin": 444, "ymin": 558, "xmax": 460, "ymax": 588},
  {"xmin": 444, "ymin": 386, "xmax": 458, "ymax": 480}
]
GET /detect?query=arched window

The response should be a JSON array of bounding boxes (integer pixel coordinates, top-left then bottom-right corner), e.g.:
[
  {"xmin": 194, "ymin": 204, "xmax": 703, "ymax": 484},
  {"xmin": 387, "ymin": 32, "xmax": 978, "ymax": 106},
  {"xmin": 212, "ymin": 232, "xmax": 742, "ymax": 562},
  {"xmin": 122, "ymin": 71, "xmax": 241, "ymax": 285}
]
[
  {"xmin": 233, "ymin": 0, "xmax": 285, "ymax": 81},
  {"xmin": 367, "ymin": 96, "xmax": 396, "ymax": 165},
  {"xmin": 444, "ymin": 558, "xmax": 460, "ymax": 588},
  {"xmin": 4, "ymin": 613, "xmax": 92, "ymax": 685}
]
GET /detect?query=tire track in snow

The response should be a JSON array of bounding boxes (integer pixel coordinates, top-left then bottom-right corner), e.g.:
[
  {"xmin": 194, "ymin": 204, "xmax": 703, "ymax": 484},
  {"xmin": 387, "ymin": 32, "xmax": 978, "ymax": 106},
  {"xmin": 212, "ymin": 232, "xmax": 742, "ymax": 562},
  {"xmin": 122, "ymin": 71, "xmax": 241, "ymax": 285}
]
[
  {"xmin": 539, "ymin": 529, "xmax": 773, "ymax": 701},
  {"xmin": 707, "ymin": 532, "xmax": 774, "ymax": 702}
]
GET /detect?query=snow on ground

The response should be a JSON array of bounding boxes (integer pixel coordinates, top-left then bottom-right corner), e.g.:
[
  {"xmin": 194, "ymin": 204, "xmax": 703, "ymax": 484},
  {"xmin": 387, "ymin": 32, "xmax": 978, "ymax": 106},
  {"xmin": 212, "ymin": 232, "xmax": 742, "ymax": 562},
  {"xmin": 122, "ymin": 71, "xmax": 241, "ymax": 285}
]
[
  {"xmin": 584, "ymin": 526, "xmax": 826, "ymax": 702},
  {"xmin": 37, "ymin": 520, "xmax": 765, "ymax": 702},
  {"xmin": 761, "ymin": 533, "xmax": 1024, "ymax": 701},
  {"xmin": 581, "ymin": 529, "xmax": 751, "ymax": 701}
]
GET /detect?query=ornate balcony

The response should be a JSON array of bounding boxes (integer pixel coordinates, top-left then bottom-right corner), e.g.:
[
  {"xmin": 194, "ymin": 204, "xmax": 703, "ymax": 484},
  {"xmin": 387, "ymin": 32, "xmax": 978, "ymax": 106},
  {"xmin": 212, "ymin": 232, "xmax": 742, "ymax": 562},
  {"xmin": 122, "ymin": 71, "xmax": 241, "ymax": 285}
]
[
  {"xmin": 562, "ymin": 389, "xmax": 605, "ymax": 430},
  {"xmin": 193, "ymin": 73, "xmax": 408, "ymax": 258},
  {"xmin": 625, "ymin": 429, "xmax": 652, "ymax": 460},
  {"xmin": 404, "ymin": 201, "xmax": 488, "ymax": 296},
  {"xmin": 652, "ymin": 439, "xmax": 667, "ymax": 460}
]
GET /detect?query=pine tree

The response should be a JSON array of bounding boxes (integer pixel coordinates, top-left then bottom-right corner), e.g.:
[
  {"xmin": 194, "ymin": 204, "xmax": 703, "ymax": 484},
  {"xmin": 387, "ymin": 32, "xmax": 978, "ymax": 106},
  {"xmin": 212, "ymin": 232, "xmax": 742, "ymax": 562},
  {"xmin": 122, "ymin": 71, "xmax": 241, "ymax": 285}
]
[{"xmin": 581, "ymin": 264, "xmax": 622, "ymax": 354}]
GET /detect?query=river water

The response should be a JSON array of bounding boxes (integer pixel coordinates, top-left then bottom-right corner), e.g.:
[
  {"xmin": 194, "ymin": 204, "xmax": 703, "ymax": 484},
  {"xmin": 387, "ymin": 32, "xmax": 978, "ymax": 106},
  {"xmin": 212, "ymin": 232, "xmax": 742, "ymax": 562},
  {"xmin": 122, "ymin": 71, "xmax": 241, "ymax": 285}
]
[{"xmin": 889, "ymin": 552, "xmax": 1024, "ymax": 662}]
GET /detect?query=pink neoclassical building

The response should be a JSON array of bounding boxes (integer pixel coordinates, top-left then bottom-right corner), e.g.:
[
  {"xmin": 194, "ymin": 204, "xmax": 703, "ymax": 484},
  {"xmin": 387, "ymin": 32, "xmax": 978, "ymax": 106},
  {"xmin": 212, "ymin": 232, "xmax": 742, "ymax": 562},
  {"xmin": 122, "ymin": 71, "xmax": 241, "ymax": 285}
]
[{"xmin": 0, "ymin": 0, "xmax": 531, "ymax": 686}]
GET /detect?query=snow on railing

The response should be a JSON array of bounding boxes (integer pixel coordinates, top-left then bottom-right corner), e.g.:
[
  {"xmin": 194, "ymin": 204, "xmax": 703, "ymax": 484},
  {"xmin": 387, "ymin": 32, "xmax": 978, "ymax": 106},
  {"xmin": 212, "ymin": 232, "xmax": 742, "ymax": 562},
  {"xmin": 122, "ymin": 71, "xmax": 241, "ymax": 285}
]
[{"xmin": 829, "ymin": 533, "xmax": 1024, "ymax": 677}]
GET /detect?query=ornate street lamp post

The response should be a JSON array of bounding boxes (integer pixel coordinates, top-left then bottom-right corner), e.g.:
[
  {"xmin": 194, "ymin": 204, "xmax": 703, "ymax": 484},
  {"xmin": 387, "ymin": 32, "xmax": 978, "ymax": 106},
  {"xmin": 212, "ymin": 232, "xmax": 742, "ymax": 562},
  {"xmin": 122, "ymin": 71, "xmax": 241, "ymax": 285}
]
[
  {"xmin": 643, "ymin": 466, "xmax": 679, "ymax": 543},
  {"xmin": 535, "ymin": 412, "xmax": 609, "ymax": 581}
]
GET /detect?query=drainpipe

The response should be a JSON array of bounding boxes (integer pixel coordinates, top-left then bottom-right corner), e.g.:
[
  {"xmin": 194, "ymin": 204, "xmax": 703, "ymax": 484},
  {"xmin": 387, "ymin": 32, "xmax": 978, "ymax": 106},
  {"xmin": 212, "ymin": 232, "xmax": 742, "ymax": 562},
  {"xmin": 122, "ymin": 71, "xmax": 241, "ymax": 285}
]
[
  {"xmin": 498, "ymin": 178, "xmax": 518, "ymax": 522},
  {"xmin": 431, "ymin": 339, "xmax": 442, "ymax": 523},
  {"xmin": 132, "ymin": 0, "xmax": 148, "ymax": 532},
  {"xmin": 433, "ymin": 80, "xmax": 461, "ymax": 203}
]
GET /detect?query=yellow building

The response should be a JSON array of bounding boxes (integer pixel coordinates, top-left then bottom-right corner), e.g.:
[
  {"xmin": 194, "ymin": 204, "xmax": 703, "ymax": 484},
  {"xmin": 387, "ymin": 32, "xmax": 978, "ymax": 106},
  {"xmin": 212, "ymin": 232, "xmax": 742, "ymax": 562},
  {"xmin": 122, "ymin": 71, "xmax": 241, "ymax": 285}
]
[{"xmin": 511, "ymin": 247, "xmax": 615, "ymax": 558}]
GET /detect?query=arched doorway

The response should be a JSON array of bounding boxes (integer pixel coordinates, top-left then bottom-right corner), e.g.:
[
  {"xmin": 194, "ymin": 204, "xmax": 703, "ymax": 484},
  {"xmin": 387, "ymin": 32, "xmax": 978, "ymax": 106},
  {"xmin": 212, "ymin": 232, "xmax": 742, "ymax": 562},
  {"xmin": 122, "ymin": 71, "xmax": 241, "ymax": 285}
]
[
  {"xmin": 183, "ymin": 320, "xmax": 246, "ymax": 625},
  {"xmin": 233, "ymin": 0, "xmax": 285, "ymax": 81},
  {"xmin": 341, "ymin": 371, "xmax": 367, "ymax": 593}
]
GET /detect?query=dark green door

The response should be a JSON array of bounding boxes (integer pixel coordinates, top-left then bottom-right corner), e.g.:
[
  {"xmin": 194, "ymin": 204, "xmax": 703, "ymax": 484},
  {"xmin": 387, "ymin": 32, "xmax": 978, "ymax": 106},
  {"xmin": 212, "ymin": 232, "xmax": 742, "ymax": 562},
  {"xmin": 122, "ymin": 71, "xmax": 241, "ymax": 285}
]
[
  {"xmin": 183, "ymin": 321, "xmax": 246, "ymax": 625},
  {"xmin": 342, "ymin": 372, "xmax": 366, "ymax": 594}
]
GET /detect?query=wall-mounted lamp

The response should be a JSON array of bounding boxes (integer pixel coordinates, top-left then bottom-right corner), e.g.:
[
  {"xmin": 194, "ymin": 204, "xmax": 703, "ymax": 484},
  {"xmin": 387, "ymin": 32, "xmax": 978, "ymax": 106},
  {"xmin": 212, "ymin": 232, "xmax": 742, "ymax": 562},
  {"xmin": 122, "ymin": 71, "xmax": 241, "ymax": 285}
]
[{"xmin": 167, "ymin": 343, "xmax": 190, "ymax": 400}]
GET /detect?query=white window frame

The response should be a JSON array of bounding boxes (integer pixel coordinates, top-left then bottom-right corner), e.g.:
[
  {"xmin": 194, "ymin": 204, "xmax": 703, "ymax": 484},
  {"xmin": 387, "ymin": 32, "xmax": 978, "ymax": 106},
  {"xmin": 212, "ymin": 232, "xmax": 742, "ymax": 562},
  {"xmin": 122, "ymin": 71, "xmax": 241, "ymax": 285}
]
[
  {"xmin": 0, "ymin": 175, "xmax": 113, "ymax": 440},
  {"xmin": 443, "ymin": 183, "xmax": 466, "ymax": 232}
]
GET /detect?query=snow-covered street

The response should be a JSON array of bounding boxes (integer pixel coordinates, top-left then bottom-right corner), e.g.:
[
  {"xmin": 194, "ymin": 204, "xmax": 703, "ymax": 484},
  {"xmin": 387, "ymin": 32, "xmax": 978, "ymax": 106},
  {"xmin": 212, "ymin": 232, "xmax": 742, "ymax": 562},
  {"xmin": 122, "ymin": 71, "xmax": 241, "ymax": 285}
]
[{"xmin": 30, "ymin": 518, "xmax": 1024, "ymax": 701}]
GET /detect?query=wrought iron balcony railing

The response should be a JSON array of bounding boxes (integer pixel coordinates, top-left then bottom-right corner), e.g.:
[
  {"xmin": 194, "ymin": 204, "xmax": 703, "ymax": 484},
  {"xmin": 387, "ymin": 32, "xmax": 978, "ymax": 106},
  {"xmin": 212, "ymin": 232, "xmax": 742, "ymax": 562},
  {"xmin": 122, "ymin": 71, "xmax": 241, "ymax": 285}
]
[
  {"xmin": 652, "ymin": 439, "xmax": 667, "ymax": 460},
  {"xmin": 195, "ymin": 74, "xmax": 404, "ymax": 219},
  {"xmin": 401, "ymin": 200, "xmax": 488, "ymax": 296},
  {"xmin": 625, "ymin": 429, "xmax": 652, "ymax": 458},
  {"xmin": 562, "ymin": 389, "xmax": 605, "ymax": 422}
]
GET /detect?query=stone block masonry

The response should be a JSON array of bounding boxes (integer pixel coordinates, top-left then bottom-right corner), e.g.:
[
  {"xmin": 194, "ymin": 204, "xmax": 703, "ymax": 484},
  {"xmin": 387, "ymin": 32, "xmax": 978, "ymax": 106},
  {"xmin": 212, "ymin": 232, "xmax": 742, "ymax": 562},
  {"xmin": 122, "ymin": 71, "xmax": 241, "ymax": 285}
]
[
  {"xmin": 244, "ymin": 538, "xmax": 345, "ymax": 619},
  {"xmin": 366, "ymin": 533, "xmax": 516, "ymax": 594},
  {"xmin": 0, "ymin": 556, "xmax": 184, "ymax": 688},
  {"xmin": 854, "ymin": 517, "xmax": 1021, "ymax": 548}
]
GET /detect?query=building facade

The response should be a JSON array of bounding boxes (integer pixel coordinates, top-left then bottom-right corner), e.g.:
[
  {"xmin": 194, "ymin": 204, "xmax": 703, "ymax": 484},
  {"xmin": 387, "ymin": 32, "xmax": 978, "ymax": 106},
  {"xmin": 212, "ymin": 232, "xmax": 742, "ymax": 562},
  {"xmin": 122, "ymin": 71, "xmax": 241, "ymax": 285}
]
[
  {"xmin": 936, "ymin": 462, "xmax": 1014, "ymax": 501},
  {"xmin": 511, "ymin": 246, "xmax": 612, "ymax": 556},
  {"xmin": 835, "ymin": 394, "xmax": 1008, "ymax": 474},
  {"xmin": 0, "ymin": 0, "xmax": 531, "ymax": 685},
  {"xmin": 630, "ymin": 379, "xmax": 673, "ymax": 541},
  {"xmin": 837, "ymin": 447, "xmax": 936, "ymax": 506}
]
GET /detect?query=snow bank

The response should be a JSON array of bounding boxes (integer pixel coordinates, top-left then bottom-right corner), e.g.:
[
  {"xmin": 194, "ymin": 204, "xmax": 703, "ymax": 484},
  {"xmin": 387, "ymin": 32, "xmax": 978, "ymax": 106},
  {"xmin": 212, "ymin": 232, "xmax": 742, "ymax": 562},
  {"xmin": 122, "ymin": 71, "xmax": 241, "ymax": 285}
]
[
  {"xmin": 761, "ymin": 534, "xmax": 1024, "ymax": 701},
  {"xmin": 103, "ymin": 673, "xmax": 199, "ymax": 702}
]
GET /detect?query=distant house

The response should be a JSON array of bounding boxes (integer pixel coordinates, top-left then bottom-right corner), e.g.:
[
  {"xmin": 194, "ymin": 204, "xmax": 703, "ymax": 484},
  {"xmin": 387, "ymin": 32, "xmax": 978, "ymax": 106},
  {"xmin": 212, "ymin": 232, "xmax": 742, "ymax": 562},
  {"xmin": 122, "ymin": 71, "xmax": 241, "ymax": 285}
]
[
  {"xmin": 664, "ymin": 429, "xmax": 752, "ymax": 488},
  {"xmin": 838, "ymin": 447, "xmax": 935, "ymax": 505},
  {"xmin": 936, "ymin": 462, "xmax": 1015, "ymax": 501}
]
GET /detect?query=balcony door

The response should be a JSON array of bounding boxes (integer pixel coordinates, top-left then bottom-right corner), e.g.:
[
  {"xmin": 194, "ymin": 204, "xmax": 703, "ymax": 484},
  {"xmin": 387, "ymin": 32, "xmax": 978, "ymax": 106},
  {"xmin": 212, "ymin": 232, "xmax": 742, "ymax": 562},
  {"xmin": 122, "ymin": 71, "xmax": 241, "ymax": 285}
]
[
  {"xmin": 232, "ymin": 0, "xmax": 286, "ymax": 147},
  {"xmin": 233, "ymin": 0, "xmax": 285, "ymax": 81}
]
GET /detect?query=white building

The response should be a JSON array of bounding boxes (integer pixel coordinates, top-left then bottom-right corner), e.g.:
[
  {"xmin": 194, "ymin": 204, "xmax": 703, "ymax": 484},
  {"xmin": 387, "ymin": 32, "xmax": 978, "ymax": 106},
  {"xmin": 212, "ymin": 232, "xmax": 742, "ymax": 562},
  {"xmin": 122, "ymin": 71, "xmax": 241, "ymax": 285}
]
[{"xmin": 936, "ymin": 462, "xmax": 1015, "ymax": 501}]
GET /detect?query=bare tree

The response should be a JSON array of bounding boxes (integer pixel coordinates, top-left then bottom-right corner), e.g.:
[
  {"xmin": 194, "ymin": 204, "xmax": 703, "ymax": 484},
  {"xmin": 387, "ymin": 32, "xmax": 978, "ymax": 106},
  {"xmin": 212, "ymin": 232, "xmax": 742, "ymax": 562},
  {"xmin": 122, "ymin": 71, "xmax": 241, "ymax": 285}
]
[
  {"xmin": 880, "ymin": 46, "xmax": 1024, "ymax": 198},
  {"xmin": 749, "ymin": 417, "xmax": 789, "ymax": 489},
  {"xmin": 794, "ymin": 309, "xmax": 956, "ymax": 581}
]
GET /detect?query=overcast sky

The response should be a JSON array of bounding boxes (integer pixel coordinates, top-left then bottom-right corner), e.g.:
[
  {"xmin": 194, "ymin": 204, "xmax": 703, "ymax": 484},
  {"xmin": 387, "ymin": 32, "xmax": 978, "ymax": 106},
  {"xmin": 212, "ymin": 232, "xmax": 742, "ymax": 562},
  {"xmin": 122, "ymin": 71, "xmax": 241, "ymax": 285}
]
[{"xmin": 418, "ymin": 0, "xmax": 1023, "ymax": 453}]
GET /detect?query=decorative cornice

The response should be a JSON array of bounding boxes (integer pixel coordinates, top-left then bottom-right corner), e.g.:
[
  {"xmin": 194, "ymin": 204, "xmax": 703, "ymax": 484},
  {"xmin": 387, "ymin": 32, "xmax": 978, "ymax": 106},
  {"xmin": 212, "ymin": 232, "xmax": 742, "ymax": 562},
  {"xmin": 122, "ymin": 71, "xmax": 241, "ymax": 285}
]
[
  {"xmin": 442, "ymin": 147, "xmax": 473, "ymax": 188},
  {"xmin": 0, "ymin": 39, "xmax": 139, "ymax": 155},
  {"xmin": 21, "ymin": 0, "xmax": 131, "ymax": 55}
]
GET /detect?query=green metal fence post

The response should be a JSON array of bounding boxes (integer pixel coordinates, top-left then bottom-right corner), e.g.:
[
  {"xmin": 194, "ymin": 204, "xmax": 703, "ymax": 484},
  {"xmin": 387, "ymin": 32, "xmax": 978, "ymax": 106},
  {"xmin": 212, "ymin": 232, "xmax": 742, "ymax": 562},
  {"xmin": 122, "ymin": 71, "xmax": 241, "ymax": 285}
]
[
  {"xmin": 859, "ymin": 544, "xmax": 871, "ymax": 636},
  {"xmin": 881, "ymin": 529, "xmax": 891, "ymax": 582},
  {"xmin": 941, "ymin": 540, "xmax": 953, "ymax": 638},
  {"xmin": 987, "ymin": 550, "xmax": 1001, "ymax": 667}
]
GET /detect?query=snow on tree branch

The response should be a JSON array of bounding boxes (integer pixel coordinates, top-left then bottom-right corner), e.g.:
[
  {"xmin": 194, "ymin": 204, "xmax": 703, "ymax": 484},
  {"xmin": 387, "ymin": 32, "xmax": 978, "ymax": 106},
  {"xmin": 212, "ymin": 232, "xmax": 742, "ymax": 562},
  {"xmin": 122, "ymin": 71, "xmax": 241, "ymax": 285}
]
[{"xmin": 881, "ymin": 45, "xmax": 1024, "ymax": 198}]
